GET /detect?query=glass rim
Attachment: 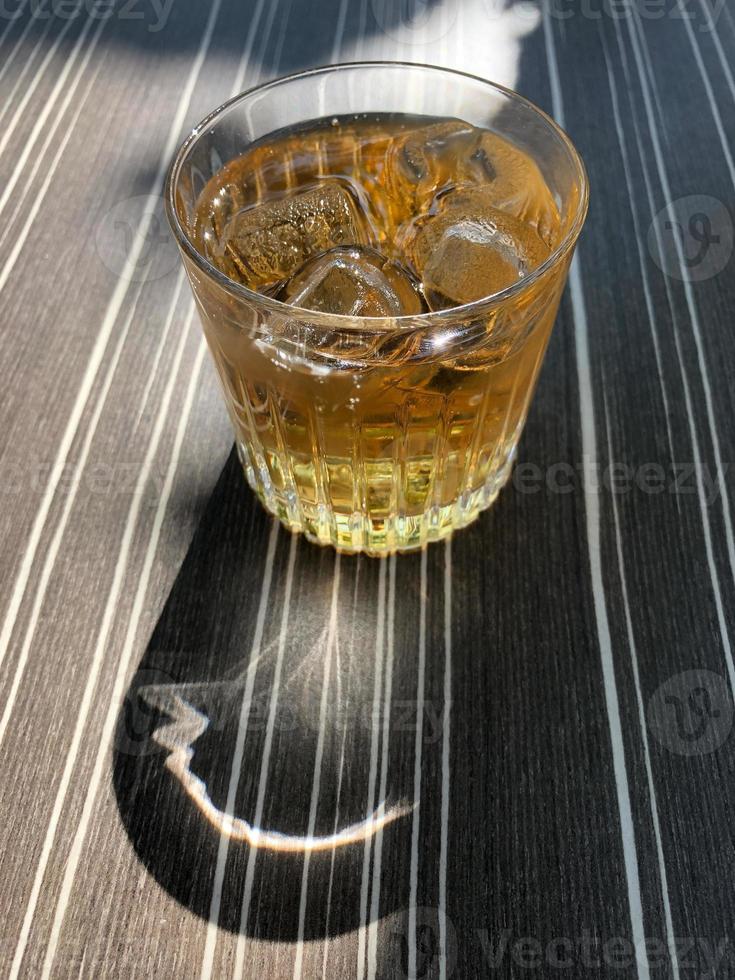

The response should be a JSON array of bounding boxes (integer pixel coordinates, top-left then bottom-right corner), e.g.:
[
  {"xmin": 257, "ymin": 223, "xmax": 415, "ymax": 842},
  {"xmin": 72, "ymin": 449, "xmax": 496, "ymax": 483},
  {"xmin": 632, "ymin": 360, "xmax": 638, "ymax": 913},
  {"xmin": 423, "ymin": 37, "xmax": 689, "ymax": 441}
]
[{"xmin": 165, "ymin": 60, "xmax": 589, "ymax": 330}]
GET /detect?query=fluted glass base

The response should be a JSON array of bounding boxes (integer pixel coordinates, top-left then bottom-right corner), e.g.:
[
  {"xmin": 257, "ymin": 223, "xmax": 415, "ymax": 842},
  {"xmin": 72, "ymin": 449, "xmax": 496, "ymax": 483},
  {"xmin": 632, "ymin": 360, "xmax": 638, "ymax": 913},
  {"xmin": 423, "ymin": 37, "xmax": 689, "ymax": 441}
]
[{"xmin": 238, "ymin": 440, "xmax": 515, "ymax": 556}]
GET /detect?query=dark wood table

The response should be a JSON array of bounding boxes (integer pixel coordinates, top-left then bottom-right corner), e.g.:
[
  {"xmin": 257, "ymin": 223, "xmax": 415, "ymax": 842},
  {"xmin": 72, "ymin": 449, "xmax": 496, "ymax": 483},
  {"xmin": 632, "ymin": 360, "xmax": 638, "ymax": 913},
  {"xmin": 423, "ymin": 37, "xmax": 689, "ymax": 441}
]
[{"xmin": 1, "ymin": 0, "xmax": 734, "ymax": 977}]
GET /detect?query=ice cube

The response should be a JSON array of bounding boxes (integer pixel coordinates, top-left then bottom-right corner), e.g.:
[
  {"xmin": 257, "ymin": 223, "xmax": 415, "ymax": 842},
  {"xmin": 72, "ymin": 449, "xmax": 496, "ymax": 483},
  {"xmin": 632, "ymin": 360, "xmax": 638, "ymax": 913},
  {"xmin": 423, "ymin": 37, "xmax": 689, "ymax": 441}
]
[
  {"xmin": 277, "ymin": 245, "xmax": 427, "ymax": 317},
  {"xmin": 381, "ymin": 122, "xmax": 560, "ymax": 247},
  {"xmin": 381, "ymin": 120, "xmax": 477, "ymax": 219},
  {"xmin": 214, "ymin": 181, "xmax": 373, "ymax": 290},
  {"xmin": 402, "ymin": 187, "xmax": 551, "ymax": 308},
  {"xmin": 456, "ymin": 132, "xmax": 560, "ymax": 247}
]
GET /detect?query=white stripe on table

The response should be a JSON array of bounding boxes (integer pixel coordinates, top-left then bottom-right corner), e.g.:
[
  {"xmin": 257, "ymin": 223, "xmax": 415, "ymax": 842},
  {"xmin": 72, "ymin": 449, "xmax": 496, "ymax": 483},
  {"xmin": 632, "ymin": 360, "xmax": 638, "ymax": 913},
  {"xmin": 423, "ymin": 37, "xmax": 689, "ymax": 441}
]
[
  {"xmin": 322, "ymin": 560, "xmax": 363, "ymax": 980},
  {"xmin": 133, "ymin": 296, "xmax": 182, "ymax": 430},
  {"xmin": 10, "ymin": 312, "xmax": 198, "ymax": 979},
  {"xmin": 198, "ymin": 520, "xmax": 280, "ymax": 980},
  {"xmin": 0, "ymin": 273, "xmax": 186, "ymax": 743},
  {"xmin": 330, "ymin": 0, "xmax": 351, "ymax": 62},
  {"xmin": 615, "ymin": 14, "xmax": 735, "ymax": 697},
  {"xmin": 626, "ymin": 8, "xmax": 735, "ymax": 600},
  {"xmin": 407, "ymin": 548, "xmax": 428, "ymax": 980},
  {"xmin": 0, "ymin": 19, "xmax": 106, "ymax": 291},
  {"xmin": 0, "ymin": 0, "xmax": 223, "ymax": 679},
  {"xmin": 355, "ymin": 558, "xmax": 387, "ymax": 980},
  {"xmin": 0, "ymin": 0, "xmax": 30, "ymax": 56},
  {"xmin": 231, "ymin": 534, "xmax": 299, "ymax": 971},
  {"xmin": 544, "ymin": 11, "xmax": 650, "ymax": 979},
  {"xmin": 0, "ymin": 2, "xmax": 93, "ymax": 177},
  {"xmin": 678, "ymin": 13, "xmax": 735, "ymax": 185},
  {"xmin": 290, "ymin": 556, "xmax": 343, "ymax": 980},
  {"xmin": 0, "ymin": 0, "xmax": 53, "ymax": 104},
  {"xmin": 602, "ymin": 385, "xmax": 681, "ymax": 980},
  {"xmin": 0, "ymin": 271, "xmax": 145, "ymax": 752},
  {"xmin": 366, "ymin": 554, "xmax": 397, "ymax": 980},
  {"xmin": 39, "ymin": 335, "xmax": 207, "ymax": 980},
  {"xmin": 598, "ymin": 25, "xmax": 678, "ymax": 490},
  {"xmin": 227, "ymin": 0, "xmax": 270, "ymax": 97},
  {"xmin": 698, "ymin": 0, "xmax": 735, "ymax": 105},
  {"xmin": 439, "ymin": 539, "xmax": 452, "ymax": 980}
]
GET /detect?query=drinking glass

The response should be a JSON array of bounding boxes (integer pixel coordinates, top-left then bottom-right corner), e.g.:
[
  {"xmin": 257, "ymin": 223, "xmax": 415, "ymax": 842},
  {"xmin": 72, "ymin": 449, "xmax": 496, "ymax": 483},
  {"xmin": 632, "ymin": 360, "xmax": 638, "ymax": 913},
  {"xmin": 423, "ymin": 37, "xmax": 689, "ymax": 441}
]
[{"xmin": 166, "ymin": 62, "xmax": 588, "ymax": 556}]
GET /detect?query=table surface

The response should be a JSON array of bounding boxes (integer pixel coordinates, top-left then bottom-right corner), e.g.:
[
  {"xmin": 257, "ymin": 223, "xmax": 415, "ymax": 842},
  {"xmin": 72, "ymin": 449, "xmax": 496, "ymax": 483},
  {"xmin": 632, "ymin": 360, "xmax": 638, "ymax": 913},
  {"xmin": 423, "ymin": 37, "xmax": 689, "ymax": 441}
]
[{"xmin": 2, "ymin": 0, "xmax": 735, "ymax": 977}]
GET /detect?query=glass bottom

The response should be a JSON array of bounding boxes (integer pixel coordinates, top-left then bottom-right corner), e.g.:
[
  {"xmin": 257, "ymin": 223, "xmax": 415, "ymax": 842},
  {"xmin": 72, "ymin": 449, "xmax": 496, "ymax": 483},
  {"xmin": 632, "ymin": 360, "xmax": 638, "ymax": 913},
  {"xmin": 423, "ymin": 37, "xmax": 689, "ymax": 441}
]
[{"xmin": 237, "ymin": 441, "xmax": 515, "ymax": 556}]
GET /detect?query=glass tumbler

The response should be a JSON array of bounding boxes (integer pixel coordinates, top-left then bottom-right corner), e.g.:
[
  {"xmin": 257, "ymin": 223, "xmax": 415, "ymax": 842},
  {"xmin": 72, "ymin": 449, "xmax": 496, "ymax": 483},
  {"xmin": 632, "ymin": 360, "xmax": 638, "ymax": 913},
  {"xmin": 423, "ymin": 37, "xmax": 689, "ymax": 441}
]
[{"xmin": 166, "ymin": 63, "xmax": 588, "ymax": 556}]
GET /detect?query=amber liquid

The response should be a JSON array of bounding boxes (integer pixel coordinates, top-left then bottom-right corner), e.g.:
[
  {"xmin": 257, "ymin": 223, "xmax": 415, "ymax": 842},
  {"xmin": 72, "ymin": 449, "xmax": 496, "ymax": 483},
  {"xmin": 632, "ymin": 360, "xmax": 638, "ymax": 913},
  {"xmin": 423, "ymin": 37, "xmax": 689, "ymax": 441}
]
[{"xmin": 187, "ymin": 114, "xmax": 568, "ymax": 554}]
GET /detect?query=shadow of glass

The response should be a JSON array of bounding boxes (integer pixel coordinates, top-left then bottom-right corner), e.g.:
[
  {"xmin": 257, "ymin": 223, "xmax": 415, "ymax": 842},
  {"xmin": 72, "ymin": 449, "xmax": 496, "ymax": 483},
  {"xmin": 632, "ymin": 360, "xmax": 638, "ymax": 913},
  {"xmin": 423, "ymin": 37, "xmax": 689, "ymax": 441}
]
[
  {"xmin": 112, "ymin": 449, "xmax": 434, "ymax": 941},
  {"xmin": 110, "ymin": 362, "xmax": 609, "ymax": 965}
]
